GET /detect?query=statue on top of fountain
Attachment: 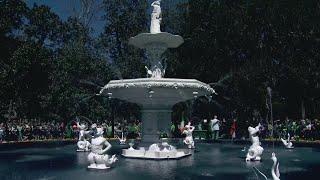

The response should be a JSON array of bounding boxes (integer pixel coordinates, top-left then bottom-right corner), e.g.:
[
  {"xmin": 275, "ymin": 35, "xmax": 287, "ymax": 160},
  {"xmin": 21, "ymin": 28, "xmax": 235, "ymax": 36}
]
[
  {"xmin": 246, "ymin": 123, "xmax": 264, "ymax": 161},
  {"xmin": 150, "ymin": 0, "xmax": 162, "ymax": 34},
  {"xmin": 87, "ymin": 127, "xmax": 118, "ymax": 169}
]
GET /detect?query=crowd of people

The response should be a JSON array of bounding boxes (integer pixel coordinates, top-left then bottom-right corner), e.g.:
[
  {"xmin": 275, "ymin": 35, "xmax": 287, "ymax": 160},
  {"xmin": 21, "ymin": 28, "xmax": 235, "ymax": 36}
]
[
  {"xmin": 176, "ymin": 115, "xmax": 320, "ymax": 141},
  {"xmin": 0, "ymin": 115, "xmax": 319, "ymax": 143},
  {"xmin": 0, "ymin": 118, "xmax": 66, "ymax": 142},
  {"xmin": 272, "ymin": 117, "xmax": 320, "ymax": 141},
  {"xmin": 0, "ymin": 117, "xmax": 142, "ymax": 143}
]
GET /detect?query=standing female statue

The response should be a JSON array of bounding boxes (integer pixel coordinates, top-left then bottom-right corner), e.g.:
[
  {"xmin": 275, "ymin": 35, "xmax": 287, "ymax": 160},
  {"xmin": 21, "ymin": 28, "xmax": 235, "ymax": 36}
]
[{"xmin": 150, "ymin": 0, "xmax": 162, "ymax": 33}]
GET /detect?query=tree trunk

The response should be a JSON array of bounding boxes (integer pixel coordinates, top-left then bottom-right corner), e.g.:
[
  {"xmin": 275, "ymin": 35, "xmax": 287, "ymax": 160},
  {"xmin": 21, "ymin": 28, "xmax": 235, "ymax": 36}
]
[{"xmin": 301, "ymin": 99, "xmax": 305, "ymax": 119}]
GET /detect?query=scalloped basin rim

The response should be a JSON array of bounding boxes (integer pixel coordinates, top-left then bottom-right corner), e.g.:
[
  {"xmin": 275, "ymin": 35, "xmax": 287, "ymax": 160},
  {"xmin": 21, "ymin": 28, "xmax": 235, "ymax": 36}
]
[
  {"xmin": 100, "ymin": 78, "xmax": 215, "ymax": 106},
  {"xmin": 103, "ymin": 78, "xmax": 215, "ymax": 93}
]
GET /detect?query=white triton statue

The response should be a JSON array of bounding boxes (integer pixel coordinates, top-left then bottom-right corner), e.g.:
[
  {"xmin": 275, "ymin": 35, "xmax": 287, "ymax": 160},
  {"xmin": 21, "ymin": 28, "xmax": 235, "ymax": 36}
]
[
  {"xmin": 246, "ymin": 123, "xmax": 264, "ymax": 161},
  {"xmin": 118, "ymin": 131, "xmax": 126, "ymax": 145},
  {"xmin": 76, "ymin": 121, "xmax": 91, "ymax": 152},
  {"xmin": 87, "ymin": 127, "xmax": 118, "ymax": 169},
  {"xmin": 150, "ymin": 0, "xmax": 162, "ymax": 34},
  {"xmin": 281, "ymin": 133, "xmax": 294, "ymax": 149},
  {"xmin": 253, "ymin": 152, "xmax": 280, "ymax": 180},
  {"xmin": 183, "ymin": 122, "xmax": 195, "ymax": 149}
]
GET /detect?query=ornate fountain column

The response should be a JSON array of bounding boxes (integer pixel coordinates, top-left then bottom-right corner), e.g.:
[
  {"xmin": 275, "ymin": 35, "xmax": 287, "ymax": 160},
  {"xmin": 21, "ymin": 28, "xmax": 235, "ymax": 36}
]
[{"xmin": 141, "ymin": 107, "xmax": 172, "ymax": 142}]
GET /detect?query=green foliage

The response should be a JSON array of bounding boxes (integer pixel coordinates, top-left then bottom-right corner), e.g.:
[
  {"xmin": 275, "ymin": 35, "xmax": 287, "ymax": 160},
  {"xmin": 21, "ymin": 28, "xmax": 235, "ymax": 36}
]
[
  {"xmin": 24, "ymin": 4, "xmax": 64, "ymax": 47},
  {"xmin": 1, "ymin": 43, "xmax": 52, "ymax": 117},
  {"xmin": 0, "ymin": 0, "xmax": 27, "ymax": 35},
  {"xmin": 166, "ymin": 0, "xmax": 320, "ymax": 119},
  {"xmin": 99, "ymin": 0, "xmax": 148, "ymax": 79},
  {"xmin": 0, "ymin": 0, "xmax": 319, "ymax": 124}
]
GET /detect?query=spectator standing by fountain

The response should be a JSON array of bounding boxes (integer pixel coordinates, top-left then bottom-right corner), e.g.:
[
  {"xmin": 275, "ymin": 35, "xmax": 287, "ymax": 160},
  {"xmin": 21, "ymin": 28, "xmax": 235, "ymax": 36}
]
[
  {"xmin": 106, "ymin": 123, "xmax": 113, "ymax": 138},
  {"xmin": 0, "ymin": 124, "xmax": 4, "ymax": 142},
  {"xmin": 220, "ymin": 118, "xmax": 227, "ymax": 138},
  {"xmin": 210, "ymin": 115, "xmax": 220, "ymax": 141},
  {"xmin": 230, "ymin": 119, "xmax": 237, "ymax": 141},
  {"xmin": 170, "ymin": 122, "xmax": 175, "ymax": 137},
  {"xmin": 17, "ymin": 124, "xmax": 23, "ymax": 141}
]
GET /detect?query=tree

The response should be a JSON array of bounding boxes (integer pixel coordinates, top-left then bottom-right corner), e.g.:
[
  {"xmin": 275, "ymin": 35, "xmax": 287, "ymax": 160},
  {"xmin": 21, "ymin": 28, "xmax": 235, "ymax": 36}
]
[{"xmin": 99, "ymin": 0, "xmax": 148, "ymax": 79}]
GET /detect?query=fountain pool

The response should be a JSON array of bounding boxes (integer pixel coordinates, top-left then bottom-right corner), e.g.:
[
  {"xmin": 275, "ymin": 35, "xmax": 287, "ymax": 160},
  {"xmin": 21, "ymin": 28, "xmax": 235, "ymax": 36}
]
[{"xmin": 0, "ymin": 142, "xmax": 319, "ymax": 180}]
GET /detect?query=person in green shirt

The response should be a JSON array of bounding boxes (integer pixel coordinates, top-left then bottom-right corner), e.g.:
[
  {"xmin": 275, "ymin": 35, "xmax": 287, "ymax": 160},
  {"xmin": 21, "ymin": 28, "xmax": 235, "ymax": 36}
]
[
  {"xmin": 106, "ymin": 123, "xmax": 112, "ymax": 138},
  {"xmin": 170, "ymin": 122, "xmax": 175, "ymax": 137}
]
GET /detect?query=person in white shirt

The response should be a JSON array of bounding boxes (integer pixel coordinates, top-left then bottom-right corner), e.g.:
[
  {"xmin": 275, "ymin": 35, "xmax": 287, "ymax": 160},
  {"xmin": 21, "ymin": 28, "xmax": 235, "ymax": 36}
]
[{"xmin": 211, "ymin": 115, "xmax": 220, "ymax": 140}]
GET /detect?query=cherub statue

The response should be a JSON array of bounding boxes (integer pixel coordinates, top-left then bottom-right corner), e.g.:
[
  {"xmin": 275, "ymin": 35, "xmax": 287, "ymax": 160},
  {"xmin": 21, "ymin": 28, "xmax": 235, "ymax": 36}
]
[
  {"xmin": 87, "ymin": 127, "xmax": 118, "ymax": 169},
  {"xmin": 182, "ymin": 122, "xmax": 195, "ymax": 149},
  {"xmin": 281, "ymin": 133, "xmax": 294, "ymax": 149},
  {"xmin": 150, "ymin": 0, "xmax": 162, "ymax": 33},
  {"xmin": 76, "ymin": 121, "xmax": 91, "ymax": 152},
  {"xmin": 246, "ymin": 123, "xmax": 264, "ymax": 161}
]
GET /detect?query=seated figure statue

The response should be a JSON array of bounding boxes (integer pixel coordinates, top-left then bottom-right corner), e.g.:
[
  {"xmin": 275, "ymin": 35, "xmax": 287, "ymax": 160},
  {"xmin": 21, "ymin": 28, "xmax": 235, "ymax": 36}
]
[
  {"xmin": 87, "ymin": 127, "xmax": 118, "ymax": 169},
  {"xmin": 246, "ymin": 123, "xmax": 264, "ymax": 161},
  {"xmin": 76, "ymin": 122, "xmax": 91, "ymax": 152},
  {"xmin": 182, "ymin": 122, "xmax": 195, "ymax": 149}
]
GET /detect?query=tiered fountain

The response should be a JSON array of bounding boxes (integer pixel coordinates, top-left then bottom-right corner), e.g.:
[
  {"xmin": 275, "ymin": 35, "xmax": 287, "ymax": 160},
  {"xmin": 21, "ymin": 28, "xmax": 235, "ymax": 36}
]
[{"xmin": 99, "ymin": 0, "xmax": 215, "ymax": 143}]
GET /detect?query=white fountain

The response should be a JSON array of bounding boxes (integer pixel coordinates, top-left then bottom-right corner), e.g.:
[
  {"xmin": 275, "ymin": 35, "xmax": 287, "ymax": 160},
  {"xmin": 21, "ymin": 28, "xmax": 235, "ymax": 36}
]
[{"xmin": 98, "ymin": 0, "xmax": 215, "ymax": 144}]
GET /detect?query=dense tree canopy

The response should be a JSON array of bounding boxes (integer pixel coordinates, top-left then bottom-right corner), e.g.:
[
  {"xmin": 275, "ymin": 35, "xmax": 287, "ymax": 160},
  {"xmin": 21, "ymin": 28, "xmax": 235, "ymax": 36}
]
[{"xmin": 0, "ymin": 0, "xmax": 319, "ymax": 125}]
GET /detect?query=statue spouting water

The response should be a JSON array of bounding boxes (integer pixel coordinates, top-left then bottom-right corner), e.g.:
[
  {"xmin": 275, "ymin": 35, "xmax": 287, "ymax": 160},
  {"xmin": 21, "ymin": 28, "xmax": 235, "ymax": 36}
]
[
  {"xmin": 76, "ymin": 121, "xmax": 91, "ymax": 152},
  {"xmin": 281, "ymin": 133, "xmax": 294, "ymax": 149},
  {"xmin": 246, "ymin": 123, "xmax": 264, "ymax": 161},
  {"xmin": 87, "ymin": 127, "xmax": 118, "ymax": 169},
  {"xmin": 253, "ymin": 152, "xmax": 281, "ymax": 180}
]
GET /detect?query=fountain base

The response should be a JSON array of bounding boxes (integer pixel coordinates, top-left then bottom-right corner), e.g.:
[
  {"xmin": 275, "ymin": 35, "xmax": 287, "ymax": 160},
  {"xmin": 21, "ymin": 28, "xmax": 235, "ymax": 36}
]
[{"xmin": 122, "ymin": 141, "xmax": 191, "ymax": 160}]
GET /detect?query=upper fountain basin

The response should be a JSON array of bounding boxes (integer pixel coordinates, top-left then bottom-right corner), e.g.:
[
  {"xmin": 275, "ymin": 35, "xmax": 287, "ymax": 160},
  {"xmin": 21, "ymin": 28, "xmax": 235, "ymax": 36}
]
[
  {"xmin": 100, "ymin": 78, "xmax": 215, "ymax": 107},
  {"xmin": 128, "ymin": 32, "xmax": 184, "ymax": 49}
]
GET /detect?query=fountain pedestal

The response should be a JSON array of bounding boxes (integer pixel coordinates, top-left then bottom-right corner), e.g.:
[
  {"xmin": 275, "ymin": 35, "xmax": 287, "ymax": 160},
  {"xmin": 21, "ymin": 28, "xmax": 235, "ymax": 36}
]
[{"xmin": 141, "ymin": 108, "xmax": 171, "ymax": 142}]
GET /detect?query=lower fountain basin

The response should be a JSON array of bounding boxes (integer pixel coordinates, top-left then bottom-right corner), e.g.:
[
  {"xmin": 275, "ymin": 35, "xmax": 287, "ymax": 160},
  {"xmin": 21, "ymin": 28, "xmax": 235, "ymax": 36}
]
[{"xmin": 1, "ymin": 142, "xmax": 320, "ymax": 180}]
